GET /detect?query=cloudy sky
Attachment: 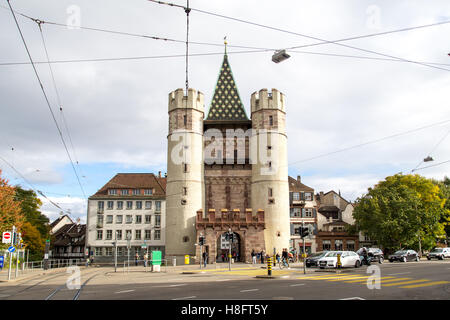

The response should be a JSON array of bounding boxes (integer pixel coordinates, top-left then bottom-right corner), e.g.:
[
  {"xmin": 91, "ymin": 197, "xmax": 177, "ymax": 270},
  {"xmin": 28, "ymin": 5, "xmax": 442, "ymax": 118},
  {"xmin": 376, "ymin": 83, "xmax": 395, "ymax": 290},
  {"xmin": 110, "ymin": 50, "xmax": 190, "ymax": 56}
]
[{"xmin": 1, "ymin": 0, "xmax": 449, "ymax": 223}]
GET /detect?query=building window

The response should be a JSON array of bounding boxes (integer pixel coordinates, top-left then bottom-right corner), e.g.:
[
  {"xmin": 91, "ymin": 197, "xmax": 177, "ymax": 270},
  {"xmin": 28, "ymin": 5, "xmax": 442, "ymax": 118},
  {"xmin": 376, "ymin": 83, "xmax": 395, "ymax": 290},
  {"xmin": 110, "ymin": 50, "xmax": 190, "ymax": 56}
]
[
  {"xmin": 116, "ymin": 215, "xmax": 123, "ymax": 224},
  {"xmin": 126, "ymin": 201, "xmax": 133, "ymax": 210},
  {"xmin": 155, "ymin": 215, "xmax": 161, "ymax": 227},
  {"xmin": 346, "ymin": 240, "xmax": 355, "ymax": 251},
  {"xmin": 108, "ymin": 189, "xmax": 117, "ymax": 195},
  {"xmin": 116, "ymin": 230, "xmax": 122, "ymax": 240},
  {"xmin": 96, "ymin": 230, "xmax": 103, "ymax": 240},
  {"xmin": 322, "ymin": 240, "xmax": 331, "ymax": 251},
  {"xmin": 126, "ymin": 215, "xmax": 132, "ymax": 224},
  {"xmin": 125, "ymin": 230, "xmax": 132, "ymax": 240},
  {"xmin": 97, "ymin": 215, "xmax": 104, "ymax": 226},
  {"xmin": 145, "ymin": 230, "xmax": 151, "ymax": 240},
  {"xmin": 269, "ymin": 115, "xmax": 273, "ymax": 126},
  {"xmin": 305, "ymin": 208, "xmax": 313, "ymax": 217},
  {"xmin": 136, "ymin": 201, "xmax": 142, "ymax": 209},
  {"xmin": 135, "ymin": 230, "xmax": 141, "ymax": 240},
  {"xmin": 335, "ymin": 240, "xmax": 343, "ymax": 251},
  {"xmin": 154, "ymin": 229, "xmax": 161, "ymax": 240},
  {"xmin": 107, "ymin": 201, "xmax": 114, "ymax": 210},
  {"xmin": 105, "ymin": 247, "xmax": 113, "ymax": 256},
  {"xmin": 183, "ymin": 163, "xmax": 188, "ymax": 173},
  {"xmin": 133, "ymin": 189, "xmax": 141, "ymax": 195},
  {"xmin": 268, "ymin": 188, "xmax": 273, "ymax": 197},
  {"xmin": 293, "ymin": 192, "xmax": 300, "ymax": 201},
  {"xmin": 98, "ymin": 201, "xmax": 104, "ymax": 210},
  {"xmin": 117, "ymin": 247, "xmax": 123, "ymax": 256},
  {"xmin": 117, "ymin": 201, "xmax": 123, "ymax": 210},
  {"xmin": 145, "ymin": 215, "xmax": 151, "ymax": 224},
  {"xmin": 145, "ymin": 201, "xmax": 152, "ymax": 209},
  {"xmin": 290, "ymin": 208, "xmax": 301, "ymax": 217},
  {"xmin": 122, "ymin": 189, "xmax": 129, "ymax": 195},
  {"xmin": 183, "ymin": 187, "xmax": 187, "ymax": 196},
  {"xmin": 135, "ymin": 215, "xmax": 142, "ymax": 224},
  {"xmin": 144, "ymin": 189, "xmax": 153, "ymax": 195},
  {"xmin": 183, "ymin": 236, "xmax": 189, "ymax": 242},
  {"xmin": 268, "ymin": 161, "xmax": 272, "ymax": 170},
  {"xmin": 305, "ymin": 192, "xmax": 313, "ymax": 201},
  {"xmin": 155, "ymin": 201, "xmax": 161, "ymax": 212},
  {"xmin": 106, "ymin": 230, "xmax": 112, "ymax": 240},
  {"xmin": 95, "ymin": 247, "xmax": 103, "ymax": 256},
  {"xmin": 106, "ymin": 215, "xmax": 113, "ymax": 224},
  {"xmin": 183, "ymin": 115, "xmax": 187, "ymax": 126}
]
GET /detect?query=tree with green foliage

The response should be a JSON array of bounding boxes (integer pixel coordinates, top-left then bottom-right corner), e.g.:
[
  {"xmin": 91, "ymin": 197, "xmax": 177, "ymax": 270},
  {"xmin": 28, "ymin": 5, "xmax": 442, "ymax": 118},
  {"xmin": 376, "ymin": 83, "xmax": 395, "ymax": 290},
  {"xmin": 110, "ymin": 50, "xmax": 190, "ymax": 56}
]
[{"xmin": 352, "ymin": 174, "xmax": 449, "ymax": 253}]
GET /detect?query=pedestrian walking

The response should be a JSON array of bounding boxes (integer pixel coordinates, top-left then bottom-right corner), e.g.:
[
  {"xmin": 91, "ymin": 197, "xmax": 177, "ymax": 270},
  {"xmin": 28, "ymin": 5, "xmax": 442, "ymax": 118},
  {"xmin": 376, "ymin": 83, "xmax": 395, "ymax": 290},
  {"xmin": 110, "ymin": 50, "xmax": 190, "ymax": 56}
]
[
  {"xmin": 260, "ymin": 250, "xmax": 265, "ymax": 264},
  {"xmin": 135, "ymin": 253, "xmax": 139, "ymax": 266},
  {"xmin": 144, "ymin": 253, "xmax": 148, "ymax": 268},
  {"xmin": 85, "ymin": 257, "xmax": 90, "ymax": 267},
  {"xmin": 202, "ymin": 251, "xmax": 208, "ymax": 268},
  {"xmin": 251, "ymin": 249, "xmax": 256, "ymax": 264}
]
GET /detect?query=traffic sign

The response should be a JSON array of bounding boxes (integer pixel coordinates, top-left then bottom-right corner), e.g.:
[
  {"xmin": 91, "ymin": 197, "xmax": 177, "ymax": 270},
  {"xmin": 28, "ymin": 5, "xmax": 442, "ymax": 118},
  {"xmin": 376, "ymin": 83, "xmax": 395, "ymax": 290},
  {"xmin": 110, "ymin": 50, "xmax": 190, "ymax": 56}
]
[
  {"xmin": 2, "ymin": 232, "xmax": 12, "ymax": 244},
  {"xmin": 0, "ymin": 256, "xmax": 4, "ymax": 268},
  {"xmin": 8, "ymin": 246, "xmax": 15, "ymax": 253}
]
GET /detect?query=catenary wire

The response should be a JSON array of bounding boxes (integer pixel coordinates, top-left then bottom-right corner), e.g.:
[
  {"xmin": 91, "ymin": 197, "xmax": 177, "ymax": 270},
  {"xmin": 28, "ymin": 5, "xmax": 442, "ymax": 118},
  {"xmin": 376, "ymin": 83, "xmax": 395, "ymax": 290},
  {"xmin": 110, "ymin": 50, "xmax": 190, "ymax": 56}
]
[
  {"xmin": 411, "ymin": 125, "xmax": 450, "ymax": 172},
  {"xmin": 6, "ymin": 0, "xmax": 87, "ymax": 200},
  {"xmin": 148, "ymin": 0, "xmax": 450, "ymax": 72},
  {"xmin": 412, "ymin": 159, "xmax": 450, "ymax": 172}
]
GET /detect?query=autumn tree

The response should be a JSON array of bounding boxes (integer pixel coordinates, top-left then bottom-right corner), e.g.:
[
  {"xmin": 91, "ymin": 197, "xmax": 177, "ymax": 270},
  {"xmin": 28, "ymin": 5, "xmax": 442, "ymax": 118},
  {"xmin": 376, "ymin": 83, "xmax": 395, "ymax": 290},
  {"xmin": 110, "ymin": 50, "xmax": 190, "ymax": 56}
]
[
  {"xmin": 353, "ymin": 174, "xmax": 448, "ymax": 253},
  {"xmin": 0, "ymin": 169, "xmax": 24, "ymax": 241}
]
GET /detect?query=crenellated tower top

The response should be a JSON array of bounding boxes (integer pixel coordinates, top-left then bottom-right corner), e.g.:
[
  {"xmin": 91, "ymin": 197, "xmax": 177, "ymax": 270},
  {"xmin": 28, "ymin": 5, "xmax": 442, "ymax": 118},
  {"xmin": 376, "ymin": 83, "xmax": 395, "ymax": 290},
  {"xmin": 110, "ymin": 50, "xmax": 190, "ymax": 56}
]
[{"xmin": 250, "ymin": 88, "xmax": 286, "ymax": 114}]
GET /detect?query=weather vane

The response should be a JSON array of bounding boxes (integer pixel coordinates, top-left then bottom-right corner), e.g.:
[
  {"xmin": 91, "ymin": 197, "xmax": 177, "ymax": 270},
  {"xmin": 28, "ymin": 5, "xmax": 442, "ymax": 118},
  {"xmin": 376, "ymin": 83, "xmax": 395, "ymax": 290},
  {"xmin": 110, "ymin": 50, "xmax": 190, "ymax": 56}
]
[{"xmin": 224, "ymin": 36, "xmax": 228, "ymax": 54}]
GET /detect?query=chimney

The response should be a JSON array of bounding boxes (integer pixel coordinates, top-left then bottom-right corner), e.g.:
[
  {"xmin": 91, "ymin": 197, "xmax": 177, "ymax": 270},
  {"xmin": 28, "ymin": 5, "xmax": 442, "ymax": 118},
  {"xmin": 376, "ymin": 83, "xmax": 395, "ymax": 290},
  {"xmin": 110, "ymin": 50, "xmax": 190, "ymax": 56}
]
[
  {"xmin": 158, "ymin": 171, "xmax": 161, "ymax": 178},
  {"xmin": 297, "ymin": 175, "xmax": 301, "ymax": 183}
]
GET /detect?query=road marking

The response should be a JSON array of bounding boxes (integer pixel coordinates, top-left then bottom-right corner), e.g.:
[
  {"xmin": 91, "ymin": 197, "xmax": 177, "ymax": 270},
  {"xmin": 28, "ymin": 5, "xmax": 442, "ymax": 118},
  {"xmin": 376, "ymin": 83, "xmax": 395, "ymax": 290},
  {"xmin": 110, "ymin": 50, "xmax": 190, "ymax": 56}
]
[
  {"xmin": 240, "ymin": 289, "xmax": 259, "ymax": 292},
  {"xmin": 340, "ymin": 297, "xmax": 365, "ymax": 300},
  {"xmin": 327, "ymin": 276, "xmax": 372, "ymax": 282},
  {"xmin": 172, "ymin": 296, "xmax": 196, "ymax": 300},
  {"xmin": 387, "ymin": 272, "xmax": 411, "ymax": 276},
  {"xmin": 344, "ymin": 276, "xmax": 396, "ymax": 283},
  {"xmin": 115, "ymin": 290, "xmax": 135, "ymax": 294},
  {"xmin": 215, "ymin": 279, "xmax": 232, "ymax": 282},
  {"xmin": 382, "ymin": 279, "xmax": 429, "ymax": 287},
  {"xmin": 399, "ymin": 281, "xmax": 450, "ymax": 289},
  {"xmin": 289, "ymin": 284, "xmax": 305, "ymax": 287}
]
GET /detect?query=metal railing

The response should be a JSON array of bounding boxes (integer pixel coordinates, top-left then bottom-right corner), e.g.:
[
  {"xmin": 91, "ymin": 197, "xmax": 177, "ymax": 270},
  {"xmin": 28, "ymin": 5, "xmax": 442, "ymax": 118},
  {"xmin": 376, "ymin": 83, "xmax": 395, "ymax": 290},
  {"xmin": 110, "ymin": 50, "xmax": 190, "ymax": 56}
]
[{"xmin": 122, "ymin": 259, "xmax": 168, "ymax": 273}]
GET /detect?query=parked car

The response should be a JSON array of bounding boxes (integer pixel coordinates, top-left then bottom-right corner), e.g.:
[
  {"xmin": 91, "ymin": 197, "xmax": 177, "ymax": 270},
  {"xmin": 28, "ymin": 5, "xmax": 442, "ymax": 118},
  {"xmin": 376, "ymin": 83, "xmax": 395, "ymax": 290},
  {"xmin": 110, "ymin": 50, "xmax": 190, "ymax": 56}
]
[
  {"xmin": 356, "ymin": 247, "xmax": 384, "ymax": 264},
  {"xmin": 318, "ymin": 251, "xmax": 361, "ymax": 269},
  {"xmin": 305, "ymin": 251, "xmax": 328, "ymax": 268},
  {"xmin": 388, "ymin": 250, "xmax": 420, "ymax": 262},
  {"xmin": 427, "ymin": 248, "xmax": 450, "ymax": 260}
]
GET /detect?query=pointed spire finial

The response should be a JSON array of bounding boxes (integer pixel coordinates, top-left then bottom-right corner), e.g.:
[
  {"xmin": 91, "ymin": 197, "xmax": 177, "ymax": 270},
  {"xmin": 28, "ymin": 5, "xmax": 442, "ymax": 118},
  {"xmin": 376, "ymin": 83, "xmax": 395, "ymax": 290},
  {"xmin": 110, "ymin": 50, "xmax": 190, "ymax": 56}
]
[{"xmin": 224, "ymin": 36, "xmax": 228, "ymax": 55}]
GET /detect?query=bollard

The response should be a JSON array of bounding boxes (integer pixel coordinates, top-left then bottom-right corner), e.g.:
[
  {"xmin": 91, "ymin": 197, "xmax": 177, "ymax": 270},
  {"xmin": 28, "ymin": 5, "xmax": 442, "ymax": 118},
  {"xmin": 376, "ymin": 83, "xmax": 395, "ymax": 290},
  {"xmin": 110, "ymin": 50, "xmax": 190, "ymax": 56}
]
[
  {"xmin": 337, "ymin": 254, "xmax": 342, "ymax": 269},
  {"xmin": 267, "ymin": 257, "xmax": 272, "ymax": 276}
]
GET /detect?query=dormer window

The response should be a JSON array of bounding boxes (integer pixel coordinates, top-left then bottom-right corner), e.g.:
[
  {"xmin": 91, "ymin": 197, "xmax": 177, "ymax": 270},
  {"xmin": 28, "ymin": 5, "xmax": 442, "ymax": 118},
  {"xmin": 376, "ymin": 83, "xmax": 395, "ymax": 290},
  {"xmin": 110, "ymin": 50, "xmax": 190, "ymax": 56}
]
[
  {"xmin": 133, "ymin": 189, "xmax": 141, "ymax": 195},
  {"xmin": 122, "ymin": 189, "xmax": 129, "ymax": 195},
  {"xmin": 108, "ymin": 189, "xmax": 117, "ymax": 195},
  {"xmin": 144, "ymin": 189, "xmax": 153, "ymax": 195}
]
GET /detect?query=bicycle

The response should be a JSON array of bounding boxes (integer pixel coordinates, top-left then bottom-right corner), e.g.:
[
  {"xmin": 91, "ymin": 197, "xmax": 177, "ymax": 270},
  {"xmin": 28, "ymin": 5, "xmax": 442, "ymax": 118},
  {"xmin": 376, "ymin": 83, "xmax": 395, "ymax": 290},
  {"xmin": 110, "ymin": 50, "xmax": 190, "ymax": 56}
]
[{"xmin": 279, "ymin": 257, "xmax": 289, "ymax": 269}]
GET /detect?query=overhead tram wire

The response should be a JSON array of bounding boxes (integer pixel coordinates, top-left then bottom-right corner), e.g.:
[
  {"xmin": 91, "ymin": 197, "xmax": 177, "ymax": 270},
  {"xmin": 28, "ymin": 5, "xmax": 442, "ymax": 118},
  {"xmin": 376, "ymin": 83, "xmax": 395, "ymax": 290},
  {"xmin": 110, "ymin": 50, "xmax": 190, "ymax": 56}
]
[
  {"xmin": 6, "ymin": 0, "xmax": 87, "ymax": 201},
  {"xmin": 148, "ymin": 0, "xmax": 450, "ymax": 72},
  {"xmin": 287, "ymin": 118, "xmax": 450, "ymax": 168},
  {"xmin": 411, "ymin": 125, "xmax": 450, "ymax": 172},
  {"xmin": 412, "ymin": 159, "xmax": 450, "ymax": 172},
  {"xmin": 36, "ymin": 20, "xmax": 86, "ymax": 181},
  {"xmin": 0, "ymin": 154, "xmax": 73, "ymax": 216}
]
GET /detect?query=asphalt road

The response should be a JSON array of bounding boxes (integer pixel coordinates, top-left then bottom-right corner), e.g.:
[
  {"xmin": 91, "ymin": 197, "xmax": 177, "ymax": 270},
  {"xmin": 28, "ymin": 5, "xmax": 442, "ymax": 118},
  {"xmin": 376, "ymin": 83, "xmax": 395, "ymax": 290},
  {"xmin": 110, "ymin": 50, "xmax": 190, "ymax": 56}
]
[{"xmin": 0, "ymin": 260, "xmax": 449, "ymax": 300}]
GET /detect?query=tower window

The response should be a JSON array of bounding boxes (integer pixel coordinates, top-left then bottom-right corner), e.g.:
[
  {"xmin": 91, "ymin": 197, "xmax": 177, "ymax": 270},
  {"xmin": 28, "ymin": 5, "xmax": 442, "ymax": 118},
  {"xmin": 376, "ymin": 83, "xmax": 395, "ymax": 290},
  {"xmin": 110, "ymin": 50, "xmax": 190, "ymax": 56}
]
[
  {"xmin": 183, "ymin": 163, "xmax": 189, "ymax": 173},
  {"xmin": 268, "ymin": 188, "xmax": 273, "ymax": 197},
  {"xmin": 181, "ymin": 199, "xmax": 187, "ymax": 205},
  {"xmin": 269, "ymin": 115, "xmax": 273, "ymax": 126},
  {"xmin": 183, "ymin": 115, "xmax": 187, "ymax": 126},
  {"xmin": 183, "ymin": 187, "xmax": 187, "ymax": 196}
]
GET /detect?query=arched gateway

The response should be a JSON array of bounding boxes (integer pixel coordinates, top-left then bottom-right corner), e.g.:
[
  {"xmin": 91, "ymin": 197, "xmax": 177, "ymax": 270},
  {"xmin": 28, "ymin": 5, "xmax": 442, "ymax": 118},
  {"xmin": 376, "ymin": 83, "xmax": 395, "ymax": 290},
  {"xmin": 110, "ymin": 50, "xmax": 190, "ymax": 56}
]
[{"xmin": 195, "ymin": 208, "xmax": 266, "ymax": 264}]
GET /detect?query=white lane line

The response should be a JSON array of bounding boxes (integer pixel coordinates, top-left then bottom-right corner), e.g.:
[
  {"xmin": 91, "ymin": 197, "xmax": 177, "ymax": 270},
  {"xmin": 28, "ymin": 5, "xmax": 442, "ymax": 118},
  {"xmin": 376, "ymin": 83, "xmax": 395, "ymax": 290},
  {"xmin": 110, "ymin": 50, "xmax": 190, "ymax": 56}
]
[
  {"xmin": 172, "ymin": 296, "xmax": 196, "ymax": 300},
  {"xmin": 115, "ymin": 290, "xmax": 135, "ymax": 294},
  {"xmin": 340, "ymin": 297, "xmax": 365, "ymax": 300},
  {"xmin": 289, "ymin": 284, "xmax": 305, "ymax": 287},
  {"xmin": 215, "ymin": 279, "xmax": 232, "ymax": 282},
  {"xmin": 386, "ymin": 272, "xmax": 411, "ymax": 276},
  {"xmin": 154, "ymin": 284, "xmax": 187, "ymax": 288},
  {"xmin": 240, "ymin": 289, "xmax": 259, "ymax": 293}
]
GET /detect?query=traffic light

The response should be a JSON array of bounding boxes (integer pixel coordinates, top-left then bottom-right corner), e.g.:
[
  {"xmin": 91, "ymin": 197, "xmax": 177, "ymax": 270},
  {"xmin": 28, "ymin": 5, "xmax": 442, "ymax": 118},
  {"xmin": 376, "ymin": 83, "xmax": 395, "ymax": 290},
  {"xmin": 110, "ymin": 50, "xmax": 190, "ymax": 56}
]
[
  {"xmin": 199, "ymin": 236, "xmax": 205, "ymax": 246},
  {"xmin": 301, "ymin": 227, "xmax": 309, "ymax": 238},
  {"xmin": 225, "ymin": 233, "xmax": 229, "ymax": 241}
]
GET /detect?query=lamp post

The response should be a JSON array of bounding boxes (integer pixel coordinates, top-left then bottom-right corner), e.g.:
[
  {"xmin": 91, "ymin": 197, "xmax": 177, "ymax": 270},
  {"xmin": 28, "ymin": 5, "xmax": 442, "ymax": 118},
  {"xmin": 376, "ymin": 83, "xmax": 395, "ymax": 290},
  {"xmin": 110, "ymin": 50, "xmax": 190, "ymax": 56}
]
[
  {"xmin": 228, "ymin": 228, "xmax": 232, "ymax": 271},
  {"xmin": 113, "ymin": 231, "xmax": 118, "ymax": 273},
  {"xmin": 126, "ymin": 232, "xmax": 131, "ymax": 273}
]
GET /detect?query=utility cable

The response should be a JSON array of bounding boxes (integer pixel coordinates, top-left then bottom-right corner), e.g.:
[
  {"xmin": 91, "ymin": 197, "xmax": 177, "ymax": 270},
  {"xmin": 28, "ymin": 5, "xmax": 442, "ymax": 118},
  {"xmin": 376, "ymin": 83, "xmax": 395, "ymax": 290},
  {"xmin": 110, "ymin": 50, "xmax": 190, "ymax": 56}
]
[
  {"xmin": 6, "ymin": 0, "xmax": 87, "ymax": 201},
  {"xmin": 148, "ymin": 0, "xmax": 450, "ymax": 72},
  {"xmin": 411, "ymin": 125, "xmax": 450, "ymax": 172}
]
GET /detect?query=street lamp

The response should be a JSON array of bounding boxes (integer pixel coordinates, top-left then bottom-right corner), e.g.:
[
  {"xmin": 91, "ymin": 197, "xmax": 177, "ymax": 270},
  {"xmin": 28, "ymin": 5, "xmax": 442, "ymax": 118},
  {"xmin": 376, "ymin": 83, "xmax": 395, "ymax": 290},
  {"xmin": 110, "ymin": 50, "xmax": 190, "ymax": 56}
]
[
  {"xmin": 272, "ymin": 49, "xmax": 290, "ymax": 63},
  {"xmin": 228, "ymin": 228, "xmax": 232, "ymax": 271},
  {"xmin": 126, "ymin": 232, "xmax": 131, "ymax": 273},
  {"xmin": 113, "ymin": 230, "xmax": 119, "ymax": 273}
]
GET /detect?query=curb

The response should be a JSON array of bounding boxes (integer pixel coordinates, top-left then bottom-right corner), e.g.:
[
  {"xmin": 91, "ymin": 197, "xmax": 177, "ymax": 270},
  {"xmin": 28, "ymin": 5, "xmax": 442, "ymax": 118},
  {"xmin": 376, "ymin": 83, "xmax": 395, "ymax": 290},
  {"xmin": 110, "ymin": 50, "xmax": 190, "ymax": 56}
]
[{"xmin": 255, "ymin": 275, "xmax": 279, "ymax": 279}]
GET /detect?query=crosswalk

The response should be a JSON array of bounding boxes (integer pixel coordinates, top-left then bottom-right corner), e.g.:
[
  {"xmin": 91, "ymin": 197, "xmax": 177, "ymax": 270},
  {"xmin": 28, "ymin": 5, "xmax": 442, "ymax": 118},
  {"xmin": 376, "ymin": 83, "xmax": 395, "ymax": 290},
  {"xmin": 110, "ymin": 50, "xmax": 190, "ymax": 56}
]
[{"xmin": 297, "ymin": 273, "xmax": 450, "ymax": 289}]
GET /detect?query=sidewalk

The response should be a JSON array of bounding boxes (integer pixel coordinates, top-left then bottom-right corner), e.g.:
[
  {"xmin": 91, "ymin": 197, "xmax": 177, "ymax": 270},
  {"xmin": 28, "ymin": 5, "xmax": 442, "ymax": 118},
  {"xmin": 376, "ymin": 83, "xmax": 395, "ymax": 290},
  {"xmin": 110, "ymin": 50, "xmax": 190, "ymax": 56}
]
[{"xmin": 0, "ymin": 266, "xmax": 86, "ymax": 283}]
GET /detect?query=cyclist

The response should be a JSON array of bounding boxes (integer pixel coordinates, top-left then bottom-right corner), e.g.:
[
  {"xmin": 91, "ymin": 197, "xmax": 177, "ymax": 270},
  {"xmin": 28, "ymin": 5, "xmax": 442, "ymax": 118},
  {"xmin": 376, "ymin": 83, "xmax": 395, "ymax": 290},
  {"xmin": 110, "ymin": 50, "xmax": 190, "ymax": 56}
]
[{"xmin": 281, "ymin": 248, "xmax": 289, "ymax": 268}]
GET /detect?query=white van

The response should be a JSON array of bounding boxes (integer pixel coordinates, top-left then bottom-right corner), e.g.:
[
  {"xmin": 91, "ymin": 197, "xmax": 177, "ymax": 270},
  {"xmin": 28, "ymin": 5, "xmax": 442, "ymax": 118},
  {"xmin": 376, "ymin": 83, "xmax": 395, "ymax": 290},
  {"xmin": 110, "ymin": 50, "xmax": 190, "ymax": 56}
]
[{"xmin": 427, "ymin": 247, "xmax": 450, "ymax": 260}]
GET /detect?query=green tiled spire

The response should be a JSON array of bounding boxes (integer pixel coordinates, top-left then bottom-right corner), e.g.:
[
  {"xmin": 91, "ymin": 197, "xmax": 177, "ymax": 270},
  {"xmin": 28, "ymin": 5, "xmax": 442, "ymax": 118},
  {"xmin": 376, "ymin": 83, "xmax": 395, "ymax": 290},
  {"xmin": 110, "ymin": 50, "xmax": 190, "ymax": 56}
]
[{"xmin": 206, "ymin": 54, "xmax": 249, "ymax": 121}]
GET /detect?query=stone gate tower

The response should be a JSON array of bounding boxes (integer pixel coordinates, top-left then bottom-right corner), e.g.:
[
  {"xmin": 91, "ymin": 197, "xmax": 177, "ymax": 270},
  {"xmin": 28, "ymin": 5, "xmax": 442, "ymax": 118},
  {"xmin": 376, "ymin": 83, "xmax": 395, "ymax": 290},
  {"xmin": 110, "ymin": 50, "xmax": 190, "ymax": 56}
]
[
  {"xmin": 165, "ymin": 88, "xmax": 205, "ymax": 263},
  {"xmin": 165, "ymin": 51, "xmax": 290, "ymax": 263}
]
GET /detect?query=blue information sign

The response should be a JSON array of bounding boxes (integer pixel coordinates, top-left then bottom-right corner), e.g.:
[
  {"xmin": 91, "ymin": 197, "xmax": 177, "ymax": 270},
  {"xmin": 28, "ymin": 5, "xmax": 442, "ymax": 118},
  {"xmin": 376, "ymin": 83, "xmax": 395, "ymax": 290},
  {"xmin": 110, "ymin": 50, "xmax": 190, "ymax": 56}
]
[
  {"xmin": 0, "ymin": 256, "xmax": 4, "ymax": 268},
  {"xmin": 8, "ymin": 246, "xmax": 15, "ymax": 253}
]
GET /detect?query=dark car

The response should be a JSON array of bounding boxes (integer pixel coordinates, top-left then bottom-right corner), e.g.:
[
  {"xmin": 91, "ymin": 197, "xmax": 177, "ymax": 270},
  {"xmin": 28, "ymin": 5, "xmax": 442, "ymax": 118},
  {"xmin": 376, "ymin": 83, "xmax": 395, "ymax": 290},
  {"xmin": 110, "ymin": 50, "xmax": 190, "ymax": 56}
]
[
  {"xmin": 356, "ymin": 247, "xmax": 384, "ymax": 263},
  {"xmin": 388, "ymin": 250, "xmax": 420, "ymax": 263},
  {"xmin": 305, "ymin": 251, "xmax": 328, "ymax": 268}
]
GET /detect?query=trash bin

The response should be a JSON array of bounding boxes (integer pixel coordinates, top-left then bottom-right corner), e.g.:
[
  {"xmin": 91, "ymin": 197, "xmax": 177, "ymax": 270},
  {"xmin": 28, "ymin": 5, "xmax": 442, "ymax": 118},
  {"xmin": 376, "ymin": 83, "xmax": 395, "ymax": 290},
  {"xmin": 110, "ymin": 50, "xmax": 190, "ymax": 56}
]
[{"xmin": 184, "ymin": 255, "xmax": 189, "ymax": 265}]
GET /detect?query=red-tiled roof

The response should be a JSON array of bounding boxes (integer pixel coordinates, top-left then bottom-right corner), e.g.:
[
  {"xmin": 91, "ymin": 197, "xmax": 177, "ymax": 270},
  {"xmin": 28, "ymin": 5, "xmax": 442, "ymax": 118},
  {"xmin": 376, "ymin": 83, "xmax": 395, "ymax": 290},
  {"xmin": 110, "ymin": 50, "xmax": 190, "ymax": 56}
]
[
  {"xmin": 90, "ymin": 173, "xmax": 166, "ymax": 198},
  {"xmin": 288, "ymin": 176, "xmax": 314, "ymax": 192}
]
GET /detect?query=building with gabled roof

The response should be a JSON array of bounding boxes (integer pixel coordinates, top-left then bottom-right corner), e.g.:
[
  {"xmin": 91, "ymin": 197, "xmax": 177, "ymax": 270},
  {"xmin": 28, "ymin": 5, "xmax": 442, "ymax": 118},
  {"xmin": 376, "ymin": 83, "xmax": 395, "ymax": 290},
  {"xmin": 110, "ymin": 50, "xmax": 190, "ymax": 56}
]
[{"xmin": 86, "ymin": 172, "xmax": 166, "ymax": 262}]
